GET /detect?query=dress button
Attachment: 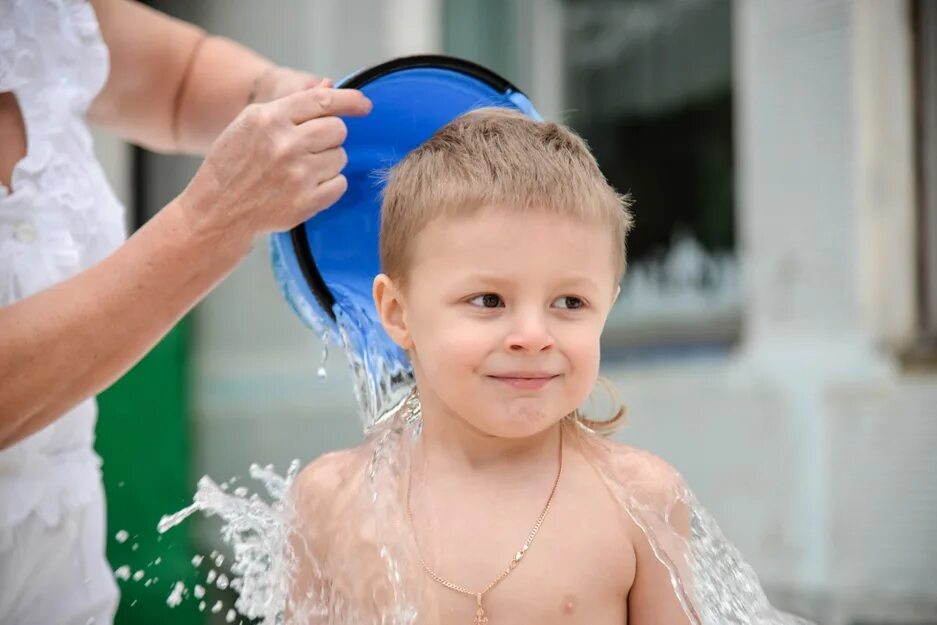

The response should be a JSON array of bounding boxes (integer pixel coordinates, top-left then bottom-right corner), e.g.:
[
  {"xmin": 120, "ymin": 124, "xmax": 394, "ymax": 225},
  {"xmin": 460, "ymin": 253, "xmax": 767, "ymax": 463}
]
[{"xmin": 14, "ymin": 220, "xmax": 37, "ymax": 243}]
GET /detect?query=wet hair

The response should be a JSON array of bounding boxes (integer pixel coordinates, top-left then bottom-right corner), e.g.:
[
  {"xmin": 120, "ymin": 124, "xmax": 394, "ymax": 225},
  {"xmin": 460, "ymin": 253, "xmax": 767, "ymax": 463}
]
[{"xmin": 380, "ymin": 107, "xmax": 631, "ymax": 434}]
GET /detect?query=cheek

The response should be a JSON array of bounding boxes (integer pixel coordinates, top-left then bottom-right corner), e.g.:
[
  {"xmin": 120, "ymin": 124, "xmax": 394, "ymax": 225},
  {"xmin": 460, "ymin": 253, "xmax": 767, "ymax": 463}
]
[
  {"xmin": 409, "ymin": 311, "xmax": 490, "ymax": 375},
  {"xmin": 558, "ymin": 323, "xmax": 603, "ymax": 389},
  {"xmin": 569, "ymin": 340, "xmax": 601, "ymax": 377}
]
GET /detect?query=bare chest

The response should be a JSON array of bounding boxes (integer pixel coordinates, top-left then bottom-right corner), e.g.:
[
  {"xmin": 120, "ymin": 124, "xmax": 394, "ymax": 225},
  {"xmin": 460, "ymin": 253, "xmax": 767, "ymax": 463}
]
[{"xmin": 413, "ymin": 458, "xmax": 636, "ymax": 625}]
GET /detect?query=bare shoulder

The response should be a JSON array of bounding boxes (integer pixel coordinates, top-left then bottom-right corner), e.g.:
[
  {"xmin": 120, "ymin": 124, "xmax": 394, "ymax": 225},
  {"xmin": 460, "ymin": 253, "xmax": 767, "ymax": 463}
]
[
  {"xmin": 288, "ymin": 445, "xmax": 372, "ymax": 571},
  {"xmin": 291, "ymin": 447, "xmax": 364, "ymax": 511},
  {"xmin": 597, "ymin": 441, "xmax": 696, "ymax": 622},
  {"xmin": 589, "ymin": 437, "xmax": 692, "ymax": 538},
  {"xmin": 294, "ymin": 448, "xmax": 357, "ymax": 489},
  {"xmin": 600, "ymin": 438, "xmax": 686, "ymax": 494}
]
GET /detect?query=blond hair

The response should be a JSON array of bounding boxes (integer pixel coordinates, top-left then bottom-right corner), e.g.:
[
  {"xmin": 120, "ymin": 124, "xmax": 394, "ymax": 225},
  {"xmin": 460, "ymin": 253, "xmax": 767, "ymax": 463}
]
[{"xmin": 380, "ymin": 107, "xmax": 632, "ymax": 434}]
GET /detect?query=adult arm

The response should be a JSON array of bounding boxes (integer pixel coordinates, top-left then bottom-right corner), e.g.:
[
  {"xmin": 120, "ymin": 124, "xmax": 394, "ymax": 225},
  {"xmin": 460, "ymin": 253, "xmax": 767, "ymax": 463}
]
[
  {"xmin": 0, "ymin": 88, "xmax": 371, "ymax": 449},
  {"xmin": 88, "ymin": 0, "xmax": 317, "ymax": 154}
]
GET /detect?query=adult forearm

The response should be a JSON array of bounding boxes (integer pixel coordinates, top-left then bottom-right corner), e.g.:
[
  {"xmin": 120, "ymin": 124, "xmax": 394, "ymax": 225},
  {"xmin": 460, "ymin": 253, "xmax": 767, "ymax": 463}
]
[
  {"xmin": 0, "ymin": 194, "xmax": 251, "ymax": 449},
  {"xmin": 3, "ymin": 78, "xmax": 372, "ymax": 449}
]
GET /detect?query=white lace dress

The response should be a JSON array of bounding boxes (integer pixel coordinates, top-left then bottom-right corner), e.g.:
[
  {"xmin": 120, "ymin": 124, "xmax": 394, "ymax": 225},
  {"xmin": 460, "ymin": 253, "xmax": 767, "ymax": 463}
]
[{"xmin": 0, "ymin": 0, "xmax": 126, "ymax": 622}]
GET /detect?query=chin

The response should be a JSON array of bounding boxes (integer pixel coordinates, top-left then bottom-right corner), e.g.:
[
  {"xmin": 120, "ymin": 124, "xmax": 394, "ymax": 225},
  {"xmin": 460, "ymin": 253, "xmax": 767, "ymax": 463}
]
[{"xmin": 473, "ymin": 405, "xmax": 566, "ymax": 439}]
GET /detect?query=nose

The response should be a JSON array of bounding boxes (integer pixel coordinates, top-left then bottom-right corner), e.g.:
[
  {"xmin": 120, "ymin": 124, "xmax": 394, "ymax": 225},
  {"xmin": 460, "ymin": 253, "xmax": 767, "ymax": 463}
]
[{"xmin": 505, "ymin": 310, "xmax": 555, "ymax": 353}]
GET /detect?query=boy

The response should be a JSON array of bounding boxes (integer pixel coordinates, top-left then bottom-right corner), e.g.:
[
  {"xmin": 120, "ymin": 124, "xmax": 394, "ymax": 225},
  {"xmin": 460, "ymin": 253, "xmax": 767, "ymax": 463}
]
[{"xmin": 287, "ymin": 108, "xmax": 695, "ymax": 624}]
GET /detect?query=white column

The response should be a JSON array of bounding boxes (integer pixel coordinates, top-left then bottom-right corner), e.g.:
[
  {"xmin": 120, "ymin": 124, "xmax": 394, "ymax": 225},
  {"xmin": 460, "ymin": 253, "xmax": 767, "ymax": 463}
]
[
  {"xmin": 853, "ymin": 0, "xmax": 917, "ymax": 352},
  {"xmin": 515, "ymin": 0, "xmax": 566, "ymax": 122},
  {"xmin": 382, "ymin": 0, "xmax": 443, "ymax": 58}
]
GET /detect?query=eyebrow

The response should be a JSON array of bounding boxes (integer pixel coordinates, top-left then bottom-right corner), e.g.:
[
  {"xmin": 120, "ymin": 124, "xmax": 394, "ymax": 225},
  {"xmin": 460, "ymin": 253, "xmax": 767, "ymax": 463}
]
[
  {"xmin": 455, "ymin": 274, "xmax": 603, "ymax": 292},
  {"xmin": 552, "ymin": 276, "xmax": 604, "ymax": 292}
]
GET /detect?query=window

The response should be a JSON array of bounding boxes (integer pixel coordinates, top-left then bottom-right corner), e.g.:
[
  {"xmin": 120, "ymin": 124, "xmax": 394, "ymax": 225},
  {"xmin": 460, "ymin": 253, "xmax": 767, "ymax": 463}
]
[
  {"xmin": 562, "ymin": 0, "xmax": 738, "ymax": 357},
  {"xmin": 444, "ymin": 0, "xmax": 738, "ymax": 359}
]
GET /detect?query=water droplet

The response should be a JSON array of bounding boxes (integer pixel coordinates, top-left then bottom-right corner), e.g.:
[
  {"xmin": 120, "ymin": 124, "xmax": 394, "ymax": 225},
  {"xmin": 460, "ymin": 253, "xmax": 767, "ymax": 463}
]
[
  {"xmin": 166, "ymin": 581, "xmax": 186, "ymax": 607},
  {"xmin": 191, "ymin": 554, "xmax": 204, "ymax": 567},
  {"xmin": 216, "ymin": 573, "xmax": 229, "ymax": 590},
  {"xmin": 132, "ymin": 570, "xmax": 145, "ymax": 582},
  {"xmin": 207, "ymin": 569, "xmax": 217, "ymax": 584},
  {"xmin": 212, "ymin": 600, "xmax": 223, "ymax": 613},
  {"xmin": 131, "ymin": 543, "xmax": 139, "ymax": 551},
  {"xmin": 214, "ymin": 553, "xmax": 225, "ymax": 567},
  {"xmin": 114, "ymin": 530, "xmax": 129, "ymax": 543},
  {"xmin": 193, "ymin": 584, "xmax": 205, "ymax": 599},
  {"xmin": 317, "ymin": 332, "xmax": 329, "ymax": 379},
  {"xmin": 226, "ymin": 608, "xmax": 237, "ymax": 623},
  {"xmin": 159, "ymin": 502, "xmax": 202, "ymax": 534},
  {"xmin": 198, "ymin": 601, "xmax": 206, "ymax": 612},
  {"xmin": 114, "ymin": 565, "xmax": 131, "ymax": 581},
  {"xmin": 154, "ymin": 557, "xmax": 162, "ymax": 565}
]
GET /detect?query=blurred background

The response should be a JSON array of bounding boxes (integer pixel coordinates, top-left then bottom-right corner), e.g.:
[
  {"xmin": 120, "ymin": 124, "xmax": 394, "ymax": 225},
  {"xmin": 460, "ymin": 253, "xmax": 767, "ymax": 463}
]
[{"xmin": 90, "ymin": 0, "xmax": 937, "ymax": 623}]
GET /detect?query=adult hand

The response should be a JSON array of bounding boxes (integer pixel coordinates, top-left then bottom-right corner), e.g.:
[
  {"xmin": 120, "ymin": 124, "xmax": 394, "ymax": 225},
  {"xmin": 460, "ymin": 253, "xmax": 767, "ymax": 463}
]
[
  {"xmin": 249, "ymin": 67, "xmax": 330, "ymax": 105},
  {"xmin": 178, "ymin": 84, "xmax": 371, "ymax": 251}
]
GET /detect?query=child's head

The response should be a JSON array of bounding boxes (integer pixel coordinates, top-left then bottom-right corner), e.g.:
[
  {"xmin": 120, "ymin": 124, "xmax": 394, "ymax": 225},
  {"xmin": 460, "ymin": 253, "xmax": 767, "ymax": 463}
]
[{"xmin": 374, "ymin": 108, "xmax": 632, "ymax": 439}]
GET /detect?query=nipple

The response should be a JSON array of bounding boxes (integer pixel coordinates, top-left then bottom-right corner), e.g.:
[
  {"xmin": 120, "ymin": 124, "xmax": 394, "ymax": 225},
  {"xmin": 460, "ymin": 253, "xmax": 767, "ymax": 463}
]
[{"xmin": 561, "ymin": 593, "xmax": 576, "ymax": 615}]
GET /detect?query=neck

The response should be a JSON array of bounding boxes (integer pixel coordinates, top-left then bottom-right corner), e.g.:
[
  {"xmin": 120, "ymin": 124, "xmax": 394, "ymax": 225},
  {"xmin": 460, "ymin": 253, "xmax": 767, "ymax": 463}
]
[{"xmin": 413, "ymin": 392, "xmax": 564, "ymax": 476}]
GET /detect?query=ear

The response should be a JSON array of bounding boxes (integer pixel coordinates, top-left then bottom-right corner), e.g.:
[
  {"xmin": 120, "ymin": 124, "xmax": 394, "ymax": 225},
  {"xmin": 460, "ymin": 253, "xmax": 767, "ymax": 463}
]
[{"xmin": 373, "ymin": 273, "xmax": 413, "ymax": 350}]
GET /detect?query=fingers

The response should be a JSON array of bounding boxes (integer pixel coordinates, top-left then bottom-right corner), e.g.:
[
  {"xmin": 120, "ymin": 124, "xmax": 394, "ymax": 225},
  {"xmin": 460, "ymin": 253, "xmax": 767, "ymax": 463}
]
[
  {"xmin": 306, "ymin": 147, "xmax": 348, "ymax": 185},
  {"xmin": 303, "ymin": 174, "xmax": 348, "ymax": 218},
  {"xmin": 304, "ymin": 75, "xmax": 328, "ymax": 89},
  {"xmin": 297, "ymin": 116, "xmax": 348, "ymax": 154},
  {"xmin": 280, "ymin": 87, "xmax": 371, "ymax": 124}
]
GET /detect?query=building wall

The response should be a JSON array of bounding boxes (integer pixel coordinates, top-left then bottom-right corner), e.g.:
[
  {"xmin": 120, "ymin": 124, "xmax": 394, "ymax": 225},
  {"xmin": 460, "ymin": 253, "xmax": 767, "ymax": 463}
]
[{"xmin": 603, "ymin": 2, "xmax": 937, "ymax": 623}]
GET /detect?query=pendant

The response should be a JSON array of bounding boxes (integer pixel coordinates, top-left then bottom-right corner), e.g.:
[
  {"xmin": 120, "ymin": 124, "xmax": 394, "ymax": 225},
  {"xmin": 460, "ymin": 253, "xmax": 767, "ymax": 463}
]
[{"xmin": 473, "ymin": 593, "xmax": 489, "ymax": 625}]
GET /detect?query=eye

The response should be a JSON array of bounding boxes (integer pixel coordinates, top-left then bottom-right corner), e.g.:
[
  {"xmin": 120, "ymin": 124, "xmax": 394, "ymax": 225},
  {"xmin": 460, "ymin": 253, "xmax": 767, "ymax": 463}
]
[
  {"xmin": 553, "ymin": 295, "xmax": 585, "ymax": 310},
  {"xmin": 469, "ymin": 293, "xmax": 504, "ymax": 308}
]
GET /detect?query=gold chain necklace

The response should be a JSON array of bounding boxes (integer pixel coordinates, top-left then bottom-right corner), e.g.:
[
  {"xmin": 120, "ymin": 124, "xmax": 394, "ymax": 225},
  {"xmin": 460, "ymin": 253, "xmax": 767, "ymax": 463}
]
[{"xmin": 405, "ymin": 426, "xmax": 564, "ymax": 624}]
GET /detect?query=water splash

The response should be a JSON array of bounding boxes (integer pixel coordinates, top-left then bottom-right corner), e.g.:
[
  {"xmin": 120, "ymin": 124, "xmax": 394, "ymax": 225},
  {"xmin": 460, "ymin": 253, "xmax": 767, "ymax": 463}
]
[
  {"xmin": 317, "ymin": 330, "xmax": 330, "ymax": 380},
  {"xmin": 158, "ymin": 460, "xmax": 303, "ymax": 623}
]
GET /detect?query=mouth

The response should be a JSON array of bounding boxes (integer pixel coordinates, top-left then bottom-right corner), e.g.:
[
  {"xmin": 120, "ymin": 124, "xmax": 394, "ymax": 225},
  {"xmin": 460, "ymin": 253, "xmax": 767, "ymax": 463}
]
[{"xmin": 487, "ymin": 374, "xmax": 560, "ymax": 391}]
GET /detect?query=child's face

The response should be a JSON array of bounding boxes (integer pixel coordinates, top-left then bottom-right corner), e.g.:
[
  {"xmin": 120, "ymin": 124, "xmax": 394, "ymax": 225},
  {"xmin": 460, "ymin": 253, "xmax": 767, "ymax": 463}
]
[{"xmin": 374, "ymin": 206, "xmax": 620, "ymax": 439}]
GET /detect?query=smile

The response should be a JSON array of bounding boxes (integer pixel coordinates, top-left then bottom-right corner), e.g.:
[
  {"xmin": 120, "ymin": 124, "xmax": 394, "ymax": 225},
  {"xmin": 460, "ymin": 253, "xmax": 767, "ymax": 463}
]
[{"xmin": 487, "ymin": 375, "xmax": 559, "ymax": 391}]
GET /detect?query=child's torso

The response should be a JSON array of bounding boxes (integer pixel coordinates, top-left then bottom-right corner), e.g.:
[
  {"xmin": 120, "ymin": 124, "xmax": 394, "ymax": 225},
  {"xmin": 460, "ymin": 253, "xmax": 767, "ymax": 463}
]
[
  {"xmin": 412, "ymin": 443, "xmax": 637, "ymax": 624},
  {"xmin": 302, "ymin": 421, "xmax": 650, "ymax": 625}
]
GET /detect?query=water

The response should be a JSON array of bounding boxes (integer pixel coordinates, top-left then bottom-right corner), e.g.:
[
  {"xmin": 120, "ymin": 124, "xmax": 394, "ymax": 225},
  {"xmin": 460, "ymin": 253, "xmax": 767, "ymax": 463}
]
[
  {"xmin": 149, "ymin": 254, "xmax": 815, "ymax": 624},
  {"xmin": 316, "ymin": 330, "xmax": 329, "ymax": 380}
]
